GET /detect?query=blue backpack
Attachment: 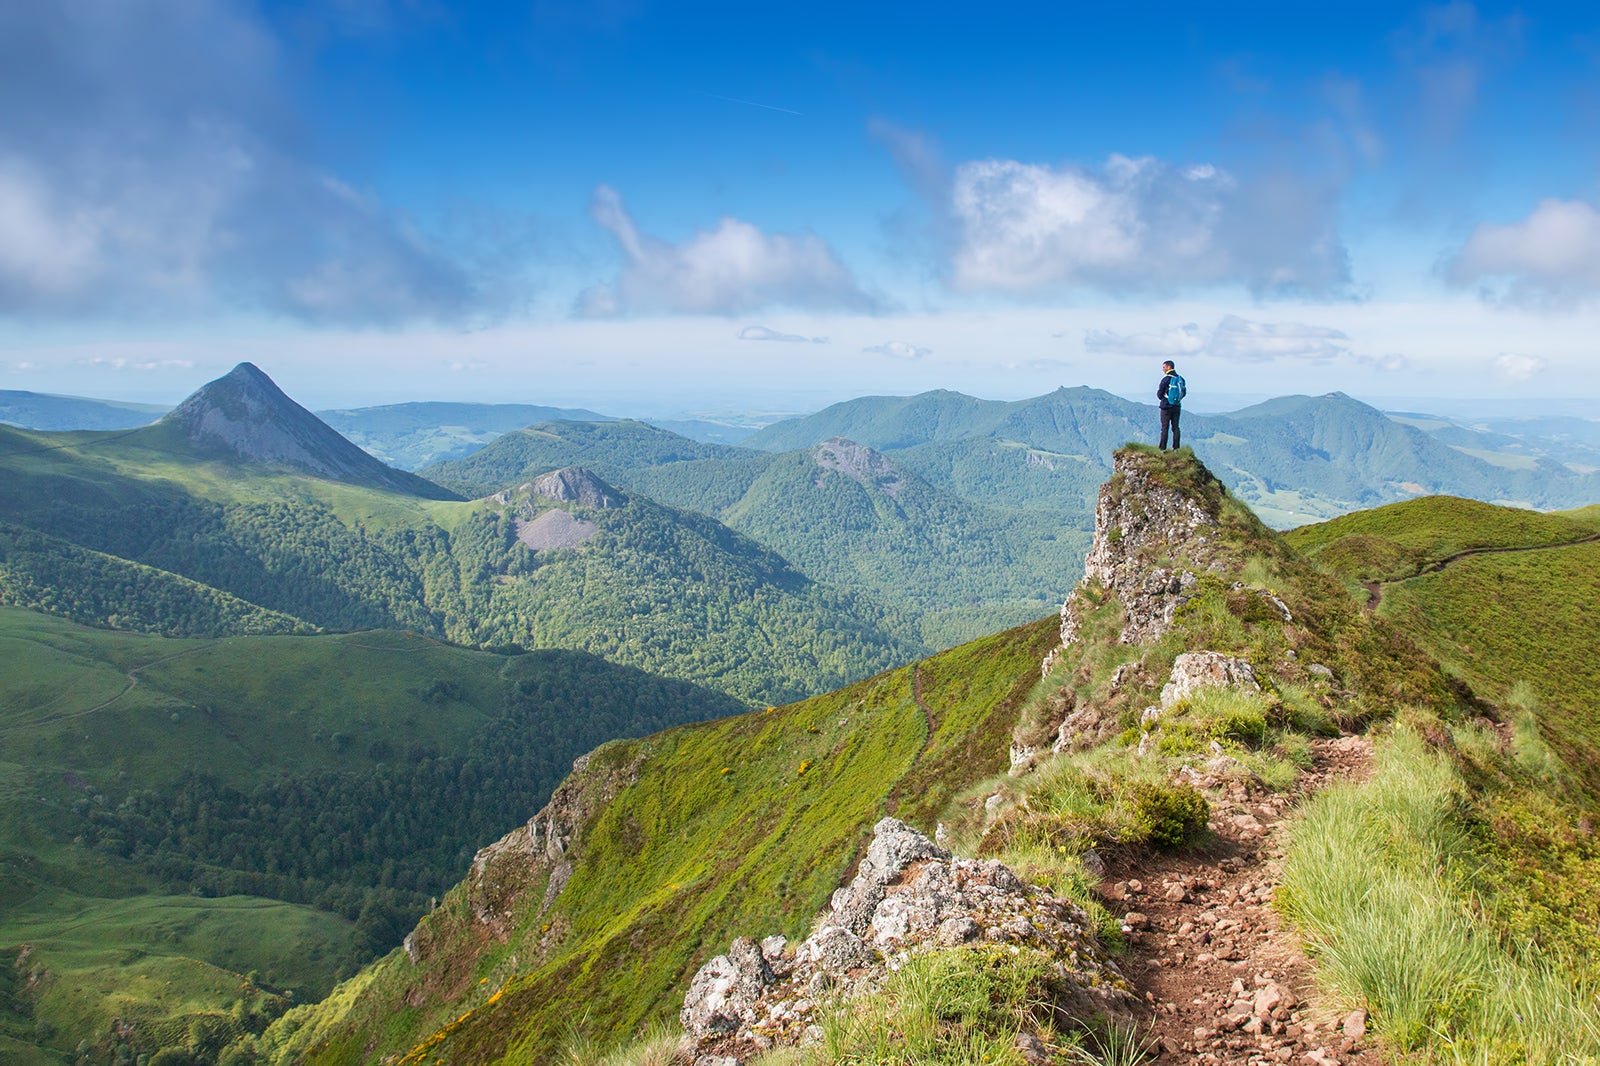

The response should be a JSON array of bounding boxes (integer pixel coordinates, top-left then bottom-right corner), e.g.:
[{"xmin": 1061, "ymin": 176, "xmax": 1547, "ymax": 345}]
[{"xmin": 1166, "ymin": 373, "xmax": 1187, "ymax": 406}]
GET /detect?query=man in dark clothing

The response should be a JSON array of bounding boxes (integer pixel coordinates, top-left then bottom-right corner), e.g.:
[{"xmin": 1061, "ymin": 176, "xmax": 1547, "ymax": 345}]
[{"xmin": 1157, "ymin": 360, "xmax": 1183, "ymax": 450}]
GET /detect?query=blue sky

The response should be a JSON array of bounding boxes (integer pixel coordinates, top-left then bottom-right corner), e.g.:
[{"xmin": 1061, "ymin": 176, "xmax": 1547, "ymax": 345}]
[{"xmin": 2, "ymin": 0, "xmax": 1598, "ymax": 414}]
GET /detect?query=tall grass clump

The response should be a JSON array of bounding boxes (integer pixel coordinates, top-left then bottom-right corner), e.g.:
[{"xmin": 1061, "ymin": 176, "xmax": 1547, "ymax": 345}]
[
  {"xmin": 793, "ymin": 944, "xmax": 1146, "ymax": 1066},
  {"xmin": 1279, "ymin": 725, "xmax": 1600, "ymax": 1062}
]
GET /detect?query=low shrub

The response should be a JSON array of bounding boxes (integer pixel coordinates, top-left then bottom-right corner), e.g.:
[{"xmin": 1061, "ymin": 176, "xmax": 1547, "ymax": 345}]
[{"xmin": 1122, "ymin": 781, "xmax": 1207, "ymax": 849}]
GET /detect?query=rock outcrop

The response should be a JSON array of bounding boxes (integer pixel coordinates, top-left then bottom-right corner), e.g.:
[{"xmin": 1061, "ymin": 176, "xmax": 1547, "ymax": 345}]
[
  {"xmin": 813, "ymin": 438, "xmax": 904, "ymax": 498},
  {"xmin": 404, "ymin": 747, "xmax": 642, "ymax": 961},
  {"xmin": 679, "ymin": 818, "xmax": 1134, "ymax": 1062},
  {"xmin": 1058, "ymin": 450, "xmax": 1231, "ymax": 649},
  {"xmin": 526, "ymin": 467, "xmax": 623, "ymax": 509},
  {"xmin": 1160, "ymin": 651, "xmax": 1260, "ymax": 708}
]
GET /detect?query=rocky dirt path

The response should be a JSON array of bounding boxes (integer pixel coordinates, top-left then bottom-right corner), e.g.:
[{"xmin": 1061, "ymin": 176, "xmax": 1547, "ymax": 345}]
[{"xmin": 1099, "ymin": 735, "xmax": 1381, "ymax": 1066}]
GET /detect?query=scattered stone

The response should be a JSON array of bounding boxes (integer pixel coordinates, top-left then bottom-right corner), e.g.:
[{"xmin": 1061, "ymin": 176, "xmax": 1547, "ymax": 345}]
[
  {"xmin": 1123, "ymin": 912, "xmax": 1151, "ymax": 931},
  {"xmin": 1164, "ymin": 883, "xmax": 1187, "ymax": 902},
  {"xmin": 1015, "ymin": 1031, "xmax": 1051, "ymax": 1064},
  {"xmin": 1342, "ymin": 1008, "xmax": 1367, "ymax": 1041}
]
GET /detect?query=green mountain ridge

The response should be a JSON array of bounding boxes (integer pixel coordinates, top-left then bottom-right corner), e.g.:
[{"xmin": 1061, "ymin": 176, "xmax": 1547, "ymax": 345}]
[{"xmin": 0, "ymin": 391, "xmax": 168, "ymax": 432}]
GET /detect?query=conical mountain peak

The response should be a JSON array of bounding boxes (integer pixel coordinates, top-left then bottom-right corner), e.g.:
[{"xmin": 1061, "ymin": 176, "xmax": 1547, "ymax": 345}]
[{"xmin": 153, "ymin": 363, "xmax": 459, "ymax": 499}]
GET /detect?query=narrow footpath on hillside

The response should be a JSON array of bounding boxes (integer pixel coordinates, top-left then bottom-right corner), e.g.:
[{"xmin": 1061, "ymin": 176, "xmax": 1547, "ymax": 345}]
[
  {"xmin": 1100, "ymin": 734, "xmax": 1382, "ymax": 1066},
  {"xmin": 1363, "ymin": 532, "xmax": 1600, "ymax": 611}
]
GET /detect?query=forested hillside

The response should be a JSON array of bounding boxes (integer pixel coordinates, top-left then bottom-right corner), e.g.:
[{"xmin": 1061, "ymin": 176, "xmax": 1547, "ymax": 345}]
[
  {"xmin": 0, "ymin": 611, "xmax": 745, "ymax": 1063},
  {"xmin": 0, "ymin": 369, "xmax": 916, "ymax": 707}
]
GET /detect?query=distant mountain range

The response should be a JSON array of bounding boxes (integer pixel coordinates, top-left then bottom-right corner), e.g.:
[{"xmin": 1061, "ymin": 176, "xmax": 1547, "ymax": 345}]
[
  {"xmin": 0, "ymin": 364, "xmax": 914, "ymax": 706},
  {"xmin": 0, "ymin": 389, "xmax": 167, "ymax": 430}
]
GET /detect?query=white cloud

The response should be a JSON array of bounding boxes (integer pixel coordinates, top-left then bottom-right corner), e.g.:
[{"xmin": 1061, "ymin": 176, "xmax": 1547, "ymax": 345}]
[
  {"xmin": 1083, "ymin": 323, "xmax": 1204, "ymax": 359},
  {"xmin": 944, "ymin": 154, "xmax": 1349, "ymax": 297},
  {"xmin": 0, "ymin": 1, "xmax": 515, "ymax": 324},
  {"xmin": 862, "ymin": 340, "xmax": 930, "ymax": 360},
  {"xmin": 1208, "ymin": 314, "xmax": 1352, "ymax": 362},
  {"xmin": 1446, "ymin": 199, "xmax": 1600, "ymax": 306},
  {"xmin": 739, "ymin": 325, "xmax": 829, "ymax": 344},
  {"xmin": 1356, "ymin": 352, "xmax": 1409, "ymax": 372},
  {"xmin": 1084, "ymin": 315, "xmax": 1354, "ymax": 363},
  {"xmin": 581, "ymin": 185, "xmax": 876, "ymax": 317},
  {"xmin": 1492, "ymin": 352, "xmax": 1546, "ymax": 383},
  {"xmin": 78, "ymin": 357, "xmax": 195, "ymax": 371}
]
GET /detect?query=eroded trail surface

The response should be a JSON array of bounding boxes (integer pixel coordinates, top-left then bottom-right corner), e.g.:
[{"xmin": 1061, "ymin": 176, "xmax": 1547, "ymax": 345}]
[{"xmin": 1102, "ymin": 735, "xmax": 1381, "ymax": 1065}]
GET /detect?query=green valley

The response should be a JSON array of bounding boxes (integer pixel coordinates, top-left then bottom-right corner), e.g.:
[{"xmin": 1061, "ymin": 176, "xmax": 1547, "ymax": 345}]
[{"xmin": 0, "ymin": 609, "xmax": 744, "ymax": 1063}]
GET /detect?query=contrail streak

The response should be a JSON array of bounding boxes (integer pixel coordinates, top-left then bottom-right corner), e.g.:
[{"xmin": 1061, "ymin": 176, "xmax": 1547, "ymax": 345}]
[{"xmin": 691, "ymin": 89, "xmax": 803, "ymax": 116}]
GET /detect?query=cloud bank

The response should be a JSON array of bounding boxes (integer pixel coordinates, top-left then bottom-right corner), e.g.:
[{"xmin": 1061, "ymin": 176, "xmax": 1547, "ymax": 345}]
[
  {"xmin": 862, "ymin": 340, "xmax": 931, "ymax": 360},
  {"xmin": 1085, "ymin": 315, "xmax": 1397, "ymax": 367},
  {"xmin": 942, "ymin": 154, "xmax": 1350, "ymax": 298},
  {"xmin": 1446, "ymin": 199, "xmax": 1600, "ymax": 307},
  {"xmin": 0, "ymin": 1, "xmax": 511, "ymax": 325},
  {"xmin": 580, "ymin": 186, "xmax": 876, "ymax": 317}
]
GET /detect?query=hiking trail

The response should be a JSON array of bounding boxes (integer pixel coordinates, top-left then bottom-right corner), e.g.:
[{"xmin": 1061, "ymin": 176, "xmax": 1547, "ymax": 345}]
[{"xmin": 1105, "ymin": 734, "xmax": 1382, "ymax": 1065}]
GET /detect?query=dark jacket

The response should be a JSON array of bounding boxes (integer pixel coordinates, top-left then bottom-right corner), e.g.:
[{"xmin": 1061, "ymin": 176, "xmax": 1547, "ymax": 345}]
[{"xmin": 1158, "ymin": 373, "xmax": 1182, "ymax": 411}]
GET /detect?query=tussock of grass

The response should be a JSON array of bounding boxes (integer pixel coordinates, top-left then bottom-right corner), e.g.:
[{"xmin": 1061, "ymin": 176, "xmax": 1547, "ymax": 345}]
[
  {"xmin": 782, "ymin": 944, "xmax": 1132, "ymax": 1066},
  {"xmin": 1280, "ymin": 725, "xmax": 1600, "ymax": 1062}
]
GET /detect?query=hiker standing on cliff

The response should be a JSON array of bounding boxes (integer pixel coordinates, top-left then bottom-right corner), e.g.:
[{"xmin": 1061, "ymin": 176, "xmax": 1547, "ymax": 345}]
[{"xmin": 1157, "ymin": 360, "xmax": 1186, "ymax": 450}]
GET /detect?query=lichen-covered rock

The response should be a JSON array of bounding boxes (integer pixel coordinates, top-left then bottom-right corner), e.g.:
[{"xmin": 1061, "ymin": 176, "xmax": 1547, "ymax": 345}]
[
  {"xmin": 680, "ymin": 937, "xmax": 776, "ymax": 1039},
  {"xmin": 1160, "ymin": 651, "xmax": 1260, "ymax": 708},
  {"xmin": 680, "ymin": 819, "xmax": 1134, "ymax": 1063}
]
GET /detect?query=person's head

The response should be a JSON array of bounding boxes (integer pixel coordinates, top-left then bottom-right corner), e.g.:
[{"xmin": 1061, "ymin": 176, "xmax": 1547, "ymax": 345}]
[{"xmin": 1162, "ymin": 360, "xmax": 1175, "ymax": 373}]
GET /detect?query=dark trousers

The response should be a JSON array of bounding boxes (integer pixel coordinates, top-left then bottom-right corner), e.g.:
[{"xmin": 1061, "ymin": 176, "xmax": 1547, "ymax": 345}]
[{"xmin": 1160, "ymin": 406, "xmax": 1181, "ymax": 450}]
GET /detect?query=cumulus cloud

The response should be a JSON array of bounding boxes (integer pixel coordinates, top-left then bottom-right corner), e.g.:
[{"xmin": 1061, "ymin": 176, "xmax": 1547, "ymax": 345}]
[
  {"xmin": 1492, "ymin": 352, "xmax": 1547, "ymax": 383},
  {"xmin": 1084, "ymin": 323, "xmax": 1204, "ymax": 359},
  {"xmin": 862, "ymin": 340, "xmax": 930, "ymax": 360},
  {"xmin": 738, "ymin": 325, "xmax": 829, "ymax": 344},
  {"xmin": 0, "ymin": 1, "xmax": 515, "ymax": 325},
  {"xmin": 1446, "ymin": 199, "xmax": 1600, "ymax": 307},
  {"xmin": 943, "ymin": 154, "xmax": 1349, "ymax": 297},
  {"xmin": 580, "ymin": 185, "xmax": 876, "ymax": 317}
]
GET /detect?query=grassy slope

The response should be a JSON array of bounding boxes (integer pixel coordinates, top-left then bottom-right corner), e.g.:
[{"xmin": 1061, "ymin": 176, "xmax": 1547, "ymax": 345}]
[
  {"xmin": 1287, "ymin": 495, "xmax": 1600, "ymax": 1003},
  {"xmin": 0, "ymin": 609, "xmax": 742, "ymax": 1062},
  {"xmin": 1283, "ymin": 494, "xmax": 1597, "ymax": 582},
  {"xmin": 260, "ymin": 618, "xmax": 1060, "ymax": 1065}
]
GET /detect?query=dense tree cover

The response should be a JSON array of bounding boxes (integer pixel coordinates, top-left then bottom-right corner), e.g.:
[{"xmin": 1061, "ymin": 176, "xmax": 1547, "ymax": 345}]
[
  {"xmin": 68, "ymin": 651, "xmax": 745, "ymax": 964},
  {"xmin": 421, "ymin": 419, "xmax": 753, "ymax": 498},
  {"xmin": 2, "ymin": 470, "xmax": 915, "ymax": 705},
  {"xmin": 0, "ymin": 522, "xmax": 312, "ymax": 637},
  {"xmin": 718, "ymin": 450, "xmax": 1086, "ymax": 647},
  {"xmin": 419, "ymin": 498, "xmax": 921, "ymax": 705},
  {"xmin": 31, "ymin": 498, "xmax": 438, "ymax": 632}
]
